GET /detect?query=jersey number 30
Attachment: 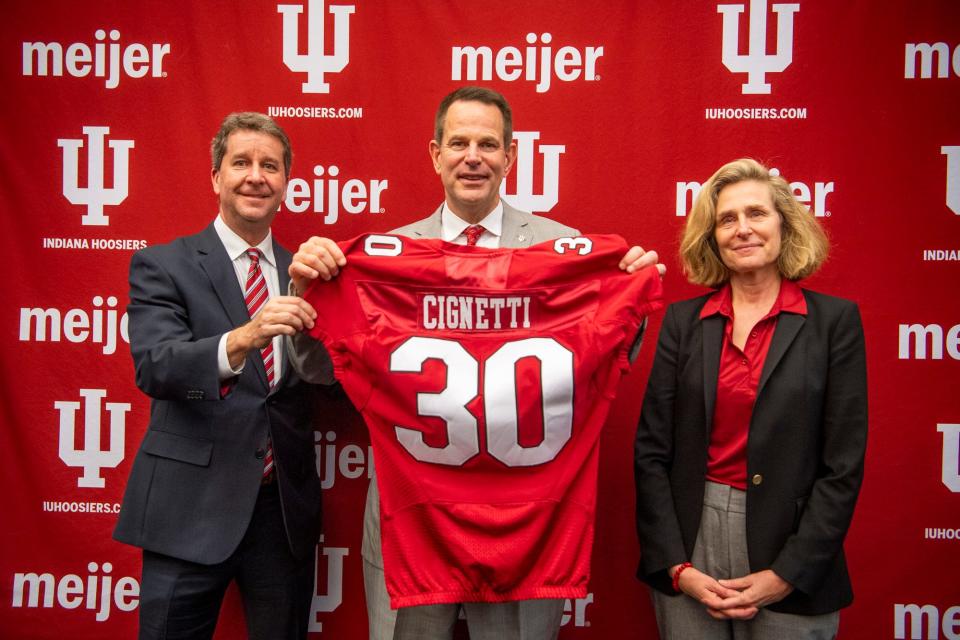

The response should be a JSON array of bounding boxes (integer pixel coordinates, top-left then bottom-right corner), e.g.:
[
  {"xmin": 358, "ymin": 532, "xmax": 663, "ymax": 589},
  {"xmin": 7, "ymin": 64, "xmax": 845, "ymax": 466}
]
[{"xmin": 389, "ymin": 336, "xmax": 573, "ymax": 467}]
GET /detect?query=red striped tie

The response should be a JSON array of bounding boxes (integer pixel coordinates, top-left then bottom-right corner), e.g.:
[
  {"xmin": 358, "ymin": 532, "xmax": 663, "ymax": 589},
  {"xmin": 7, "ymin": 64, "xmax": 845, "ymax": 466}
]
[
  {"xmin": 464, "ymin": 225, "xmax": 484, "ymax": 246},
  {"xmin": 245, "ymin": 249, "xmax": 275, "ymax": 479}
]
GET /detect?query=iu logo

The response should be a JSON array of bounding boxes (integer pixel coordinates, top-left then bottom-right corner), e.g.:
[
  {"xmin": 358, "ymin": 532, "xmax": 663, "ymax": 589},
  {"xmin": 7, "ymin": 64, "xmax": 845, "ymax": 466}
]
[
  {"xmin": 54, "ymin": 388, "xmax": 130, "ymax": 488},
  {"xmin": 308, "ymin": 536, "xmax": 350, "ymax": 632},
  {"xmin": 501, "ymin": 131, "xmax": 565, "ymax": 213},
  {"xmin": 277, "ymin": 0, "xmax": 355, "ymax": 93},
  {"xmin": 717, "ymin": 0, "xmax": 800, "ymax": 94},
  {"xmin": 942, "ymin": 146, "xmax": 960, "ymax": 215},
  {"xmin": 939, "ymin": 424, "xmax": 960, "ymax": 492},
  {"xmin": 58, "ymin": 126, "xmax": 135, "ymax": 226}
]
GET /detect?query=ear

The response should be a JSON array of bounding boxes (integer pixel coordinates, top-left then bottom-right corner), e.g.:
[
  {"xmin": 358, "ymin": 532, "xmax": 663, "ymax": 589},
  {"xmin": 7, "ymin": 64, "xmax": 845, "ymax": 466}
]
[
  {"xmin": 503, "ymin": 140, "xmax": 518, "ymax": 175},
  {"xmin": 429, "ymin": 140, "xmax": 442, "ymax": 175},
  {"xmin": 211, "ymin": 167, "xmax": 221, "ymax": 196}
]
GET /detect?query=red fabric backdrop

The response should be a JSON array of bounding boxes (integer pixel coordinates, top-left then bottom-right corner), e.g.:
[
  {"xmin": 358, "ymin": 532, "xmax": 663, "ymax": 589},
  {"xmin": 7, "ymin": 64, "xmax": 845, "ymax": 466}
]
[{"xmin": 3, "ymin": 1, "xmax": 959, "ymax": 637}]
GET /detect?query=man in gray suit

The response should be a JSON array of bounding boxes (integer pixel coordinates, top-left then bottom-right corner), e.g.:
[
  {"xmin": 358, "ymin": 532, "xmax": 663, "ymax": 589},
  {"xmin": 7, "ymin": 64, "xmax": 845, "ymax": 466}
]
[
  {"xmin": 287, "ymin": 87, "xmax": 661, "ymax": 640},
  {"xmin": 115, "ymin": 113, "xmax": 323, "ymax": 639}
]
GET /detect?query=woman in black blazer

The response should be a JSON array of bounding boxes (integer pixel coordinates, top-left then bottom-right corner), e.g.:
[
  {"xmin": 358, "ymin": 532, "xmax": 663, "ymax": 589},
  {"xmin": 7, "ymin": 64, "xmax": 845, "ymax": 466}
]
[{"xmin": 634, "ymin": 159, "xmax": 867, "ymax": 639}]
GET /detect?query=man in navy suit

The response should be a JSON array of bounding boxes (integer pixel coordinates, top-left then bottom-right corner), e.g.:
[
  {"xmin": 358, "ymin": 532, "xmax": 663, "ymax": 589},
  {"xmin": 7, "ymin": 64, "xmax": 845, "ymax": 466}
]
[{"xmin": 114, "ymin": 112, "xmax": 323, "ymax": 640}]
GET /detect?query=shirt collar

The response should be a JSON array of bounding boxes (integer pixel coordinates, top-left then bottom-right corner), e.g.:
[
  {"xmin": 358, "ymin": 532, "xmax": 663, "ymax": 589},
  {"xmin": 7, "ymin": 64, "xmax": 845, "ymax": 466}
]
[
  {"xmin": 440, "ymin": 201, "xmax": 504, "ymax": 243},
  {"xmin": 213, "ymin": 215, "xmax": 276, "ymax": 268},
  {"xmin": 700, "ymin": 278, "xmax": 807, "ymax": 320}
]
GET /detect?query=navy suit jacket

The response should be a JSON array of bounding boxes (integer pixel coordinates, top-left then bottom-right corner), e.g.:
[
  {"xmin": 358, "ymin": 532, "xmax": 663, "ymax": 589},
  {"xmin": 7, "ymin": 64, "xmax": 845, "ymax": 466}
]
[
  {"xmin": 634, "ymin": 287, "xmax": 867, "ymax": 615},
  {"xmin": 114, "ymin": 222, "xmax": 322, "ymax": 564}
]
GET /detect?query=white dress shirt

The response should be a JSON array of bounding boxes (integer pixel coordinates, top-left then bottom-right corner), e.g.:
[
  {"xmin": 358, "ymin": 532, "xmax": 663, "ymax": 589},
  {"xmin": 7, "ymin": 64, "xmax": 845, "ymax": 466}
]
[
  {"xmin": 213, "ymin": 215, "xmax": 283, "ymax": 384},
  {"xmin": 440, "ymin": 201, "xmax": 503, "ymax": 248}
]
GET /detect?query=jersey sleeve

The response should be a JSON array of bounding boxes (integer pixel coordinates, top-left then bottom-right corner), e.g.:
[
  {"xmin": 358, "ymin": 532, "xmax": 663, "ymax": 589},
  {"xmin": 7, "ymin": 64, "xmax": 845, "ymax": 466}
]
[{"xmin": 513, "ymin": 234, "xmax": 663, "ymax": 370}]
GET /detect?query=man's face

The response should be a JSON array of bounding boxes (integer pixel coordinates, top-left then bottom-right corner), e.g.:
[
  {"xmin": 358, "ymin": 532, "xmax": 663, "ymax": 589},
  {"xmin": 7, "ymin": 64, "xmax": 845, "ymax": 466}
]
[
  {"xmin": 212, "ymin": 129, "xmax": 288, "ymax": 240},
  {"xmin": 429, "ymin": 100, "xmax": 517, "ymax": 223}
]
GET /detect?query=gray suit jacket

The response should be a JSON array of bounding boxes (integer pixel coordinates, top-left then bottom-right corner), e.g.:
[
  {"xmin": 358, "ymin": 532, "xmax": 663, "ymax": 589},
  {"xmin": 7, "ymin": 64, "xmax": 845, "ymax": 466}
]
[
  {"xmin": 390, "ymin": 201, "xmax": 579, "ymax": 248},
  {"xmin": 114, "ymin": 223, "xmax": 322, "ymax": 564}
]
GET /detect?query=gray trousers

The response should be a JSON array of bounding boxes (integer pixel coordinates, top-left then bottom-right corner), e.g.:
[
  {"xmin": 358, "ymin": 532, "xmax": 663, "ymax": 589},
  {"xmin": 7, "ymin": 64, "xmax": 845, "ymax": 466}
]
[
  {"xmin": 362, "ymin": 466, "xmax": 564, "ymax": 640},
  {"xmin": 651, "ymin": 481, "xmax": 839, "ymax": 640},
  {"xmin": 362, "ymin": 469, "xmax": 396, "ymax": 640},
  {"xmin": 393, "ymin": 597, "xmax": 564, "ymax": 640}
]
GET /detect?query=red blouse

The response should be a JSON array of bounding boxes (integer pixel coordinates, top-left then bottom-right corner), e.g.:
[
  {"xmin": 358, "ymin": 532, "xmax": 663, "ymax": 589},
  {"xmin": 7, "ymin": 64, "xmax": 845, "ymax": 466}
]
[{"xmin": 699, "ymin": 279, "xmax": 807, "ymax": 489}]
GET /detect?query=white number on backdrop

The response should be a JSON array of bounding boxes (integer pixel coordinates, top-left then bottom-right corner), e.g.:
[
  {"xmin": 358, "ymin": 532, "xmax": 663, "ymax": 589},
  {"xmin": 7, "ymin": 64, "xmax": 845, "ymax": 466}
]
[{"xmin": 389, "ymin": 336, "xmax": 574, "ymax": 467}]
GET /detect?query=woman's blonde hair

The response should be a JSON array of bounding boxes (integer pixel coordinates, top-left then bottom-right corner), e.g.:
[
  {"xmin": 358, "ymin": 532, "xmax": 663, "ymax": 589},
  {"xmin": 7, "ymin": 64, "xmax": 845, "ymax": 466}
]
[{"xmin": 679, "ymin": 158, "xmax": 829, "ymax": 287}]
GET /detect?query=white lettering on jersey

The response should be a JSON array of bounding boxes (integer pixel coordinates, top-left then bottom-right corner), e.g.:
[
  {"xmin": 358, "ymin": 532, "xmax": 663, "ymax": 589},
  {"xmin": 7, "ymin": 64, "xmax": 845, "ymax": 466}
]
[
  {"xmin": 391, "ymin": 337, "xmax": 480, "ymax": 466},
  {"xmin": 485, "ymin": 338, "xmax": 573, "ymax": 466},
  {"xmin": 554, "ymin": 237, "xmax": 593, "ymax": 255},
  {"xmin": 421, "ymin": 294, "xmax": 531, "ymax": 331},
  {"xmin": 364, "ymin": 234, "xmax": 402, "ymax": 256},
  {"xmin": 389, "ymin": 336, "xmax": 574, "ymax": 467}
]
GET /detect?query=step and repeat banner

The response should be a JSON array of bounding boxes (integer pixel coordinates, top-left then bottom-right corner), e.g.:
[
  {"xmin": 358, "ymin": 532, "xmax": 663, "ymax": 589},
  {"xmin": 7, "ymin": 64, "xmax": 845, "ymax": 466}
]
[{"xmin": 2, "ymin": 1, "xmax": 958, "ymax": 638}]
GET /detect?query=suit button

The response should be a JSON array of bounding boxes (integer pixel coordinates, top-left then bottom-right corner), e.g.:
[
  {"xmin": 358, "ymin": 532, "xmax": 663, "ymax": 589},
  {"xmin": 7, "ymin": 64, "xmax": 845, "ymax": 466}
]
[
  {"xmin": 255, "ymin": 448, "xmax": 265, "ymax": 460},
  {"xmin": 751, "ymin": 474, "xmax": 763, "ymax": 486}
]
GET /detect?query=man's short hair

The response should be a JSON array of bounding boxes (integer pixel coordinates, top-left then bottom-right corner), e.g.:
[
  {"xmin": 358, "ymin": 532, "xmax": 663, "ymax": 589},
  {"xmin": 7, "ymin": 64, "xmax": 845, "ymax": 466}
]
[
  {"xmin": 211, "ymin": 112, "xmax": 293, "ymax": 178},
  {"xmin": 434, "ymin": 86, "xmax": 513, "ymax": 146},
  {"xmin": 680, "ymin": 158, "xmax": 829, "ymax": 287}
]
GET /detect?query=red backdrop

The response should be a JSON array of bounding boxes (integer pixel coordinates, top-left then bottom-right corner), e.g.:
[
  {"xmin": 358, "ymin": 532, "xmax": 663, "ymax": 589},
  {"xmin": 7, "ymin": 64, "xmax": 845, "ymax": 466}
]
[{"xmin": 3, "ymin": 1, "xmax": 959, "ymax": 638}]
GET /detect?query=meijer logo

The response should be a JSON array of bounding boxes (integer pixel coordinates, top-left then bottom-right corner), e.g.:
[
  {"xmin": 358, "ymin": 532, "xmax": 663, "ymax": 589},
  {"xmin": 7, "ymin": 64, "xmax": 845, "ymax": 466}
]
[
  {"xmin": 452, "ymin": 33, "xmax": 603, "ymax": 93},
  {"xmin": 718, "ymin": 0, "xmax": 800, "ymax": 94},
  {"xmin": 898, "ymin": 323, "xmax": 960, "ymax": 360},
  {"xmin": 940, "ymin": 424, "xmax": 960, "ymax": 493},
  {"xmin": 905, "ymin": 42, "xmax": 960, "ymax": 78},
  {"xmin": 943, "ymin": 146, "xmax": 960, "ymax": 215},
  {"xmin": 55, "ymin": 388, "xmax": 130, "ymax": 489},
  {"xmin": 278, "ymin": 0, "xmax": 355, "ymax": 93},
  {"xmin": 20, "ymin": 295, "xmax": 129, "ymax": 356},
  {"xmin": 22, "ymin": 29, "xmax": 170, "ymax": 89},
  {"xmin": 285, "ymin": 163, "xmax": 388, "ymax": 225},
  {"xmin": 12, "ymin": 561, "xmax": 139, "ymax": 622},
  {"xmin": 308, "ymin": 536, "xmax": 349, "ymax": 632},
  {"xmin": 59, "ymin": 126, "xmax": 134, "ymax": 226},
  {"xmin": 676, "ymin": 167, "xmax": 832, "ymax": 217},
  {"xmin": 894, "ymin": 602, "xmax": 960, "ymax": 639},
  {"xmin": 501, "ymin": 131, "xmax": 565, "ymax": 213}
]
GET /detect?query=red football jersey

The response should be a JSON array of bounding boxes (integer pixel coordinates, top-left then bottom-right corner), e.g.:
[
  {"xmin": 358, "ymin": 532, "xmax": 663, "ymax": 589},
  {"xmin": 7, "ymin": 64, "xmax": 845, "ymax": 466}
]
[{"xmin": 304, "ymin": 233, "xmax": 663, "ymax": 607}]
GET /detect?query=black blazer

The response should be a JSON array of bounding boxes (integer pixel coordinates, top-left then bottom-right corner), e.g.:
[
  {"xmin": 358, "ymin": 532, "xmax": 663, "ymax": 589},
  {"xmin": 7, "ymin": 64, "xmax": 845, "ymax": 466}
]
[
  {"xmin": 634, "ymin": 287, "xmax": 867, "ymax": 615},
  {"xmin": 114, "ymin": 223, "xmax": 322, "ymax": 564}
]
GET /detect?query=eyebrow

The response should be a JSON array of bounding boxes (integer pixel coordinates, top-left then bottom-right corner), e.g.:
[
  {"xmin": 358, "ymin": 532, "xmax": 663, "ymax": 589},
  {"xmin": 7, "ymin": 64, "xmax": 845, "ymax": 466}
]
[{"xmin": 717, "ymin": 202, "xmax": 772, "ymax": 214}]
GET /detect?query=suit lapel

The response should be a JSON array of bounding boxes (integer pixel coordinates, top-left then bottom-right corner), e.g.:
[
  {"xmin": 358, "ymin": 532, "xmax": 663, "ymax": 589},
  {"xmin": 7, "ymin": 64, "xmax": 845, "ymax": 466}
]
[
  {"xmin": 758, "ymin": 313, "xmax": 805, "ymax": 395},
  {"xmin": 418, "ymin": 203, "xmax": 533, "ymax": 247},
  {"xmin": 195, "ymin": 224, "xmax": 268, "ymax": 389},
  {"xmin": 501, "ymin": 202, "xmax": 533, "ymax": 248},
  {"xmin": 409, "ymin": 207, "xmax": 443, "ymax": 238},
  {"xmin": 275, "ymin": 243, "xmax": 292, "ymax": 297},
  {"xmin": 701, "ymin": 314, "xmax": 724, "ymax": 442},
  {"xmin": 195, "ymin": 224, "xmax": 251, "ymax": 329},
  {"xmin": 274, "ymin": 239, "xmax": 294, "ymax": 389}
]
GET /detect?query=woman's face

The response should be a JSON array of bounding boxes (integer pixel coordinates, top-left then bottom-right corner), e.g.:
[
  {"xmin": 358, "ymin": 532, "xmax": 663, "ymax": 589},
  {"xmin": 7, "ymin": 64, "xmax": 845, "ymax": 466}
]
[{"xmin": 713, "ymin": 180, "xmax": 783, "ymax": 278}]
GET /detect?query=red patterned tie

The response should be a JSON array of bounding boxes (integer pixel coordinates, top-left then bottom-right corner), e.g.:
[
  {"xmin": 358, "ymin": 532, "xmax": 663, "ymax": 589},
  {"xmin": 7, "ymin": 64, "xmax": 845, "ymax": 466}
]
[
  {"xmin": 245, "ymin": 249, "xmax": 275, "ymax": 479},
  {"xmin": 464, "ymin": 225, "xmax": 484, "ymax": 246}
]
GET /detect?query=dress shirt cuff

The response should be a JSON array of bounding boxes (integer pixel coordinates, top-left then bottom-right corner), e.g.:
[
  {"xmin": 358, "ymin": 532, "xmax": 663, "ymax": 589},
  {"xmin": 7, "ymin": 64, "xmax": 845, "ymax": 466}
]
[{"xmin": 217, "ymin": 332, "xmax": 244, "ymax": 380}]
